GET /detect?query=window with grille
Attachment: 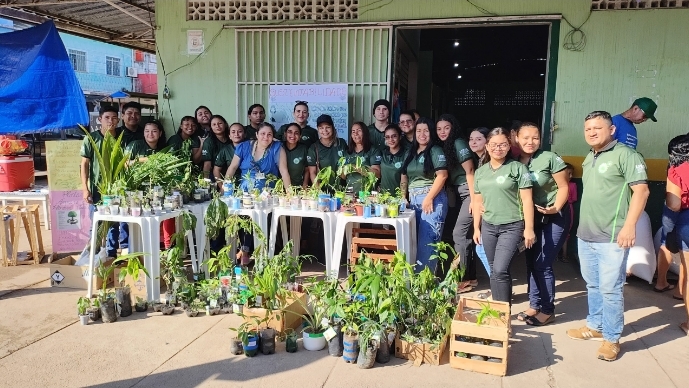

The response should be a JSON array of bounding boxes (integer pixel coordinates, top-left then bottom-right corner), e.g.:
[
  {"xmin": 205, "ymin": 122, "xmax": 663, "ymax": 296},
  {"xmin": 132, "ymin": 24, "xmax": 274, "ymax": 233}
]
[
  {"xmin": 592, "ymin": 0, "xmax": 689, "ymax": 10},
  {"xmin": 106, "ymin": 56, "xmax": 121, "ymax": 77},
  {"xmin": 68, "ymin": 49, "xmax": 86, "ymax": 72},
  {"xmin": 187, "ymin": 0, "xmax": 359, "ymax": 21}
]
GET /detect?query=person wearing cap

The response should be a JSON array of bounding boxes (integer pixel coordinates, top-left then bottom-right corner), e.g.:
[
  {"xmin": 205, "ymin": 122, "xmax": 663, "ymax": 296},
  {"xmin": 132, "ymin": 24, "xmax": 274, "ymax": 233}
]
[
  {"xmin": 368, "ymin": 99, "xmax": 391, "ymax": 150},
  {"xmin": 307, "ymin": 114, "xmax": 348, "ymax": 186},
  {"xmin": 612, "ymin": 97, "xmax": 658, "ymax": 149}
]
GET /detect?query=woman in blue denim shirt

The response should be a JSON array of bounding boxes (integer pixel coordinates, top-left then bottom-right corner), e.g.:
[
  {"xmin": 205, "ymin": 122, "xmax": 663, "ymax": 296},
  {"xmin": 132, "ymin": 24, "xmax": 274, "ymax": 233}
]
[{"xmin": 400, "ymin": 117, "xmax": 449, "ymax": 274}]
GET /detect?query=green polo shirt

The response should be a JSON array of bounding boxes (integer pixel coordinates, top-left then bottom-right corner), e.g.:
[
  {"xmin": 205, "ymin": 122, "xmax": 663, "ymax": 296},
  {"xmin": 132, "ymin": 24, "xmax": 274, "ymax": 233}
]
[
  {"xmin": 402, "ymin": 136, "xmax": 414, "ymax": 151},
  {"xmin": 307, "ymin": 138, "xmax": 348, "ymax": 171},
  {"xmin": 368, "ymin": 123, "xmax": 388, "ymax": 150},
  {"xmin": 276, "ymin": 124, "xmax": 319, "ymax": 147},
  {"xmin": 577, "ymin": 141, "xmax": 648, "ymax": 243},
  {"xmin": 167, "ymin": 134, "xmax": 200, "ymax": 154},
  {"xmin": 474, "ymin": 159, "xmax": 532, "ymax": 225},
  {"xmin": 244, "ymin": 125, "xmax": 258, "ymax": 140},
  {"xmin": 202, "ymin": 138, "xmax": 231, "ymax": 164},
  {"xmin": 284, "ymin": 143, "xmax": 309, "ymax": 187},
  {"xmin": 126, "ymin": 139, "xmax": 166, "ymax": 158},
  {"xmin": 341, "ymin": 148, "xmax": 382, "ymax": 193},
  {"xmin": 403, "ymin": 145, "xmax": 447, "ymax": 189},
  {"xmin": 380, "ymin": 147, "xmax": 408, "ymax": 193},
  {"xmin": 525, "ymin": 149, "xmax": 567, "ymax": 207},
  {"xmin": 449, "ymin": 138, "xmax": 474, "ymax": 186},
  {"xmin": 116, "ymin": 125, "xmax": 143, "ymax": 148},
  {"xmin": 213, "ymin": 143, "xmax": 240, "ymax": 179},
  {"xmin": 80, "ymin": 130, "xmax": 107, "ymax": 197}
]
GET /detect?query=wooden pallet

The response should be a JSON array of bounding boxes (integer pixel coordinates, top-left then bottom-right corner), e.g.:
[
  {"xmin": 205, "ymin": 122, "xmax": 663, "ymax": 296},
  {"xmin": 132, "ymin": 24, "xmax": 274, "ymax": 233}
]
[
  {"xmin": 0, "ymin": 204, "xmax": 45, "ymax": 266},
  {"xmin": 349, "ymin": 228, "xmax": 397, "ymax": 269}
]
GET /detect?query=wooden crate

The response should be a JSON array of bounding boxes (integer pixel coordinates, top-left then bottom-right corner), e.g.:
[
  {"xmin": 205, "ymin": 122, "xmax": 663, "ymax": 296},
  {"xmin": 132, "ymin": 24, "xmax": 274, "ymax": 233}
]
[
  {"xmin": 242, "ymin": 291, "xmax": 306, "ymax": 335},
  {"xmin": 394, "ymin": 332, "xmax": 449, "ymax": 366},
  {"xmin": 449, "ymin": 297, "xmax": 510, "ymax": 376}
]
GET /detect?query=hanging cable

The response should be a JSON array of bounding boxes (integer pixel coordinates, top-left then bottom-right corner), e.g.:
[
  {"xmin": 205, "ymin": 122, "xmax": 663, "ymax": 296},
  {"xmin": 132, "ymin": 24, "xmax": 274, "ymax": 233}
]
[{"xmin": 561, "ymin": 11, "xmax": 592, "ymax": 52}]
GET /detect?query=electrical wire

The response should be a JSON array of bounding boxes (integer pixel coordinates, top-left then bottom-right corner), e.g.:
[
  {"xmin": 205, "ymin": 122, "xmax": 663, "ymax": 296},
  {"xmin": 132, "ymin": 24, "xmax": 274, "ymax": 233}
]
[
  {"xmin": 465, "ymin": 0, "xmax": 498, "ymax": 16},
  {"xmin": 561, "ymin": 11, "xmax": 592, "ymax": 52}
]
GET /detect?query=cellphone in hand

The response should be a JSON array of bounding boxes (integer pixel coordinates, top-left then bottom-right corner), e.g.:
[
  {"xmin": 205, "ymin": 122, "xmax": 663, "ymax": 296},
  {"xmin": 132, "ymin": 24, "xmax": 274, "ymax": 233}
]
[{"xmin": 518, "ymin": 240, "xmax": 526, "ymax": 253}]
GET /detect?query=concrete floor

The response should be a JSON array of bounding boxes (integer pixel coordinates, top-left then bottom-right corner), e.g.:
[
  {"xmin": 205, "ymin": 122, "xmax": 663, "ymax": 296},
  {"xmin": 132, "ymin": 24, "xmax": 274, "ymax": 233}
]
[{"xmin": 1, "ymin": 198, "xmax": 688, "ymax": 387}]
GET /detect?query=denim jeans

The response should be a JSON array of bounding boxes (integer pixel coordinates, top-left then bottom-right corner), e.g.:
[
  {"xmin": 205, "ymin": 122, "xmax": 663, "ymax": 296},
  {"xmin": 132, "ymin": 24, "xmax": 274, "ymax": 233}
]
[
  {"xmin": 475, "ymin": 238, "xmax": 491, "ymax": 276},
  {"xmin": 481, "ymin": 220, "xmax": 524, "ymax": 303},
  {"xmin": 452, "ymin": 185, "xmax": 476, "ymax": 280},
  {"xmin": 108, "ymin": 223, "xmax": 129, "ymax": 255},
  {"xmin": 525, "ymin": 209, "xmax": 570, "ymax": 315},
  {"xmin": 577, "ymin": 239, "xmax": 628, "ymax": 343},
  {"xmin": 410, "ymin": 188, "xmax": 448, "ymax": 274}
]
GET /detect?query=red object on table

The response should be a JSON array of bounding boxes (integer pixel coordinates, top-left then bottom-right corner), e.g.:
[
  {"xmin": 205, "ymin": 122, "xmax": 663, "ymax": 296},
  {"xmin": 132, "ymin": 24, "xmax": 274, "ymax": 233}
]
[{"xmin": 0, "ymin": 156, "xmax": 34, "ymax": 192}]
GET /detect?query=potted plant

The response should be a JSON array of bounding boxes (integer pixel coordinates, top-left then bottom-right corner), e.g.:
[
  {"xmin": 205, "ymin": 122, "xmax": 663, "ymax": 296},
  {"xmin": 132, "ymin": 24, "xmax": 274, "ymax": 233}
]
[
  {"xmin": 285, "ymin": 328, "xmax": 298, "ymax": 353},
  {"xmin": 356, "ymin": 320, "xmax": 382, "ymax": 369},
  {"xmin": 95, "ymin": 262, "xmax": 117, "ymax": 323},
  {"xmin": 290, "ymin": 280, "xmax": 330, "ymax": 351},
  {"xmin": 185, "ymin": 299, "xmax": 204, "ymax": 317},
  {"xmin": 199, "ymin": 279, "xmax": 222, "ymax": 315},
  {"xmin": 87, "ymin": 298, "xmax": 101, "ymax": 322},
  {"xmin": 114, "ymin": 254, "xmax": 150, "ymax": 317},
  {"xmin": 177, "ymin": 281, "xmax": 197, "ymax": 310},
  {"xmin": 134, "ymin": 296, "xmax": 148, "ymax": 312},
  {"xmin": 229, "ymin": 315, "xmax": 264, "ymax": 357},
  {"xmin": 77, "ymin": 297, "xmax": 90, "ymax": 325},
  {"xmin": 161, "ymin": 302, "xmax": 175, "ymax": 315}
]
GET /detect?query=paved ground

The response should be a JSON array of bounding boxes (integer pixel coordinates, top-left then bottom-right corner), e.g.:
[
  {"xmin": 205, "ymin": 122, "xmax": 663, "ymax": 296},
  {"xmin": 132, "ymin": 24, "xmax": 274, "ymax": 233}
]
[{"xmin": 0, "ymin": 196, "xmax": 688, "ymax": 387}]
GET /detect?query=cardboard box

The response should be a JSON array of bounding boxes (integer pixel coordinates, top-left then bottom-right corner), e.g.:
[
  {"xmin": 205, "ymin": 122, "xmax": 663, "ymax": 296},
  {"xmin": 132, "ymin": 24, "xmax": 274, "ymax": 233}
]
[
  {"xmin": 113, "ymin": 268, "xmax": 159, "ymax": 300},
  {"xmin": 449, "ymin": 297, "xmax": 510, "ymax": 376},
  {"xmin": 49, "ymin": 256, "xmax": 112, "ymax": 290},
  {"xmin": 242, "ymin": 291, "xmax": 307, "ymax": 335}
]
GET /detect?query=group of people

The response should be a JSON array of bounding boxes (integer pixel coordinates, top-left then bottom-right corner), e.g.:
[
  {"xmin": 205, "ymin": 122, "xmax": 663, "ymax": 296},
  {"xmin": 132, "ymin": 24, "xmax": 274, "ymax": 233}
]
[{"xmin": 82, "ymin": 95, "xmax": 687, "ymax": 362}]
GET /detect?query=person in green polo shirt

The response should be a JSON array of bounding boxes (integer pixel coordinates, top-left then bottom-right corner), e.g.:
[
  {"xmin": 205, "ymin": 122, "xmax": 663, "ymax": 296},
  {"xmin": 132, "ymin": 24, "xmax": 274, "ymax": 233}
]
[
  {"xmin": 368, "ymin": 99, "xmax": 391, "ymax": 150},
  {"xmin": 400, "ymin": 117, "xmax": 449, "ymax": 274},
  {"xmin": 307, "ymin": 114, "xmax": 347, "ymax": 187},
  {"xmin": 126, "ymin": 120, "xmax": 168, "ymax": 159},
  {"xmin": 473, "ymin": 127, "xmax": 535, "ymax": 304},
  {"xmin": 80, "ymin": 106, "xmax": 122, "ymax": 258},
  {"xmin": 566, "ymin": 111, "xmax": 649, "ymax": 362},
  {"xmin": 213, "ymin": 122, "xmax": 247, "ymax": 183},
  {"xmin": 379, "ymin": 124, "xmax": 408, "ymax": 194},
  {"xmin": 398, "ymin": 110, "xmax": 416, "ymax": 151},
  {"xmin": 202, "ymin": 115, "xmax": 232, "ymax": 180},
  {"xmin": 276, "ymin": 101, "xmax": 319, "ymax": 148},
  {"xmin": 116, "ymin": 101, "xmax": 144, "ymax": 148},
  {"xmin": 516, "ymin": 122, "xmax": 570, "ymax": 327},
  {"xmin": 244, "ymin": 104, "xmax": 265, "ymax": 140},
  {"xmin": 339, "ymin": 122, "xmax": 381, "ymax": 194},
  {"xmin": 167, "ymin": 116, "xmax": 202, "ymax": 165},
  {"xmin": 281, "ymin": 123, "xmax": 310, "ymax": 188}
]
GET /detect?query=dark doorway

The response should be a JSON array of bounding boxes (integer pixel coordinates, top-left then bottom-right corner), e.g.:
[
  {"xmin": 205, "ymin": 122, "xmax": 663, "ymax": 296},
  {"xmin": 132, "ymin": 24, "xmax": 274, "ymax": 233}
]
[{"xmin": 395, "ymin": 24, "xmax": 551, "ymax": 131}]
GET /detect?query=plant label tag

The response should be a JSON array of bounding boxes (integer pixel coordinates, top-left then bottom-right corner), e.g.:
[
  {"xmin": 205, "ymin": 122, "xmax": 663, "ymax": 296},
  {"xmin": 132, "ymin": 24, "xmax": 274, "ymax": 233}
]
[
  {"xmin": 210, "ymin": 299, "xmax": 217, "ymax": 308},
  {"xmin": 323, "ymin": 327, "xmax": 337, "ymax": 342},
  {"xmin": 256, "ymin": 172, "xmax": 265, "ymax": 180},
  {"xmin": 248, "ymin": 340, "xmax": 257, "ymax": 347}
]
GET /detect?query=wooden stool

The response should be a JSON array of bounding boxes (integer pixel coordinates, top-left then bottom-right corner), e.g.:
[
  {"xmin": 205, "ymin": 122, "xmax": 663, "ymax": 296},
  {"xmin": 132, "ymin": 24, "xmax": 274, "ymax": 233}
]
[
  {"xmin": 349, "ymin": 228, "xmax": 397, "ymax": 270},
  {"xmin": 0, "ymin": 204, "xmax": 45, "ymax": 266}
]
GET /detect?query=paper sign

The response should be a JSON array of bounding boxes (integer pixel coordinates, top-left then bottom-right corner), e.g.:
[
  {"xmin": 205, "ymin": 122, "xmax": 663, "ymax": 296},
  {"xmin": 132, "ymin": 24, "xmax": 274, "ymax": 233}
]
[
  {"xmin": 187, "ymin": 30, "xmax": 204, "ymax": 55},
  {"xmin": 49, "ymin": 190, "xmax": 90, "ymax": 253},
  {"xmin": 323, "ymin": 326, "xmax": 337, "ymax": 342},
  {"xmin": 46, "ymin": 140, "xmax": 83, "ymax": 191},
  {"xmin": 268, "ymin": 84, "xmax": 349, "ymax": 142}
]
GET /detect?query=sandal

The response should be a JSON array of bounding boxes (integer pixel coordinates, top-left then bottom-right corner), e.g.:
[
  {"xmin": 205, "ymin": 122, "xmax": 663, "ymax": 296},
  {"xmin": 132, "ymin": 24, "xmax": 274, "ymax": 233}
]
[
  {"xmin": 526, "ymin": 314, "xmax": 555, "ymax": 326},
  {"xmin": 680, "ymin": 322, "xmax": 689, "ymax": 335},
  {"xmin": 653, "ymin": 284, "xmax": 676, "ymax": 293},
  {"xmin": 457, "ymin": 281, "xmax": 473, "ymax": 294},
  {"xmin": 517, "ymin": 310, "xmax": 538, "ymax": 322}
]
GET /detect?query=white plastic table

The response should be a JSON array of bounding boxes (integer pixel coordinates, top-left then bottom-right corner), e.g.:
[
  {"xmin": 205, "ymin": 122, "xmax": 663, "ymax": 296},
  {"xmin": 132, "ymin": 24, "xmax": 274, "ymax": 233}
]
[
  {"xmin": 267, "ymin": 207, "xmax": 337, "ymax": 271},
  {"xmin": 330, "ymin": 210, "xmax": 417, "ymax": 278},
  {"xmin": 0, "ymin": 190, "xmax": 50, "ymax": 230}
]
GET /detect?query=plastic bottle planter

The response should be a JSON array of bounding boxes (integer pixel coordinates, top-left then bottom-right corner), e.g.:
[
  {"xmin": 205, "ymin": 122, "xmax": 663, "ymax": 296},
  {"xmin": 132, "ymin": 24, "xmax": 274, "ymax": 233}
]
[
  {"xmin": 329, "ymin": 197, "xmax": 340, "ymax": 212},
  {"xmin": 318, "ymin": 195, "xmax": 331, "ymax": 212},
  {"xmin": 387, "ymin": 205, "xmax": 399, "ymax": 218},
  {"xmin": 260, "ymin": 328, "xmax": 276, "ymax": 355},
  {"xmin": 244, "ymin": 332, "xmax": 259, "ymax": 357},
  {"xmin": 363, "ymin": 205, "xmax": 372, "ymax": 219},
  {"xmin": 303, "ymin": 329, "xmax": 327, "ymax": 351},
  {"xmin": 79, "ymin": 314, "xmax": 89, "ymax": 325},
  {"xmin": 100, "ymin": 298, "xmax": 118, "ymax": 323},
  {"xmin": 357, "ymin": 339, "xmax": 379, "ymax": 369},
  {"xmin": 230, "ymin": 338, "xmax": 243, "ymax": 355},
  {"xmin": 278, "ymin": 197, "xmax": 287, "ymax": 208},
  {"xmin": 115, "ymin": 287, "xmax": 132, "ymax": 317},
  {"xmin": 343, "ymin": 333, "xmax": 359, "ymax": 363},
  {"xmin": 286, "ymin": 332, "xmax": 298, "ymax": 353},
  {"xmin": 242, "ymin": 193, "xmax": 253, "ymax": 209},
  {"xmin": 231, "ymin": 197, "xmax": 241, "ymax": 210},
  {"xmin": 97, "ymin": 205, "xmax": 108, "ymax": 215}
]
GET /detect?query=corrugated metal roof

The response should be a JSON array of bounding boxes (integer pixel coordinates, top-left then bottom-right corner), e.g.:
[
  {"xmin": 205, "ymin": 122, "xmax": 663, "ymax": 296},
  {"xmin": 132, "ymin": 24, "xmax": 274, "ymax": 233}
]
[{"xmin": 0, "ymin": 0, "xmax": 155, "ymax": 52}]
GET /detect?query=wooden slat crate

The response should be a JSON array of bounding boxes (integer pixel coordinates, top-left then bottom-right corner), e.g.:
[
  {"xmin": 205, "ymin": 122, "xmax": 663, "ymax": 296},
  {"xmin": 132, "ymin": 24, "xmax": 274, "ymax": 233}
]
[{"xmin": 450, "ymin": 297, "xmax": 510, "ymax": 376}]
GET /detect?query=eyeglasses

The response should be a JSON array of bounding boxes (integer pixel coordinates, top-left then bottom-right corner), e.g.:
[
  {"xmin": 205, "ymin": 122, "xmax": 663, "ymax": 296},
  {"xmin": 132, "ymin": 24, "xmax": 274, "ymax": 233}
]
[
  {"xmin": 488, "ymin": 143, "xmax": 510, "ymax": 150},
  {"xmin": 384, "ymin": 135, "xmax": 399, "ymax": 140},
  {"xmin": 399, "ymin": 119, "xmax": 414, "ymax": 125}
]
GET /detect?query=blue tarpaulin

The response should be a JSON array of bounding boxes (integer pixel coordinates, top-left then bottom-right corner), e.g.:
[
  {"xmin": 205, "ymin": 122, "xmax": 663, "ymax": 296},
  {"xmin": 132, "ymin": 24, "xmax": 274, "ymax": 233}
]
[{"xmin": 0, "ymin": 21, "xmax": 88, "ymax": 134}]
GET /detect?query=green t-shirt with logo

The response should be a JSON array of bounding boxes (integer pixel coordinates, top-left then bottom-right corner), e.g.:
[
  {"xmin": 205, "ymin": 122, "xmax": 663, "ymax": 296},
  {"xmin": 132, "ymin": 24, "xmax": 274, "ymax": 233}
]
[
  {"xmin": 116, "ymin": 126, "xmax": 144, "ymax": 148},
  {"xmin": 341, "ymin": 147, "xmax": 382, "ymax": 193},
  {"xmin": 577, "ymin": 141, "xmax": 648, "ymax": 243},
  {"xmin": 307, "ymin": 138, "xmax": 347, "ymax": 170},
  {"xmin": 201, "ymin": 137, "xmax": 231, "ymax": 164},
  {"xmin": 525, "ymin": 149, "xmax": 567, "ymax": 207},
  {"xmin": 284, "ymin": 143, "xmax": 309, "ymax": 187},
  {"xmin": 401, "ymin": 136, "xmax": 414, "ymax": 151},
  {"xmin": 276, "ymin": 124, "xmax": 319, "ymax": 147},
  {"xmin": 474, "ymin": 159, "xmax": 533, "ymax": 225},
  {"xmin": 167, "ymin": 134, "xmax": 200, "ymax": 154},
  {"xmin": 368, "ymin": 123, "xmax": 387, "ymax": 150},
  {"xmin": 380, "ymin": 147, "xmax": 408, "ymax": 194},
  {"xmin": 214, "ymin": 143, "xmax": 239, "ymax": 180},
  {"xmin": 80, "ymin": 130, "xmax": 107, "ymax": 197},
  {"xmin": 403, "ymin": 145, "xmax": 447, "ymax": 189},
  {"xmin": 244, "ymin": 125, "xmax": 258, "ymax": 140},
  {"xmin": 125, "ymin": 139, "xmax": 166, "ymax": 158},
  {"xmin": 449, "ymin": 138, "xmax": 475, "ymax": 186}
]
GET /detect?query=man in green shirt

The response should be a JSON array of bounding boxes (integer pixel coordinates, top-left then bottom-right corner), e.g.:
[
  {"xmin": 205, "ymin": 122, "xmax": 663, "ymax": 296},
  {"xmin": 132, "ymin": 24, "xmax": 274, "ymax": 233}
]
[
  {"xmin": 566, "ymin": 111, "xmax": 649, "ymax": 362},
  {"xmin": 244, "ymin": 104, "xmax": 265, "ymax": 140},
  {"xmin": 367, "ymin": 99, "xmax": 391, "ymax": 150},
  {"xmin": 275, "ymin": 102, "xmax": 319, "ymax": 147},
  {"xmin": 116, "ymin": 101, "xmax": 144, "ymax": 148},
  {"xmin": 81, "ymin": 106, "xmax": 121, "ymax": 258},
  {"xmin": 398, "ymin": 110, "xmax": 416, "ymax": 150}
]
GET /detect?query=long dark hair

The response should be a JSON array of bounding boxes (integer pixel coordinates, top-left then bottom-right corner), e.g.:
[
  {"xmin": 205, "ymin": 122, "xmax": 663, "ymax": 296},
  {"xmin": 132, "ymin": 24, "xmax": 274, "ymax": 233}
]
[
  {"xmin": 282, "ymin": 122, "xmax": 301, "ymax": 147},
  {"xmin": 669, "ymin": 134, "xmax": 689, "ymax": 168},
  {"xmin": 194, "ymin": 105, "xmax": 212, "ymax": 137},
  {"xmin": 177, "ymin": 116, "xmax": 199, "ymax": 138},
  {"xmin": 436, "ymin": 114, "xmax": 462, "ymax": 170},
  {"xmin": 347, "ymin": 122, "xmax": 371, "ymax": 154},
  {"xmin": 481, "ymin": 127, "xmax": 511, "ymax": 166},
  {"xmin": 144, "ymin": 120, "xmax": 167, "ymax": 147},
  {"xmin": 207, "ymin": 115, "xmax": 230, "ymax": 152},
  {"xmin": 402, "ymin": 117, "xmax": 441, "ymax": 176}
]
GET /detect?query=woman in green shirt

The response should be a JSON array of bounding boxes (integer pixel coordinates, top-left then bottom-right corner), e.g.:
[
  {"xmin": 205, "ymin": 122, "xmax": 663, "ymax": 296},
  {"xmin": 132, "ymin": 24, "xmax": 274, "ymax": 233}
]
[
  {"xmin": 339, "ymin": 122, "xmax": 381, "ymax": 194},
  {"xmin": 436, "ymin": 114, "xmax": 477, "ymax": 289},
  {"xmin": 126, "ymin": 120, "xmax": 167, "ymax": 160},
  {"xmin": 213, "ymin": 123, "xmax": 246, "ymax": 183},
  {"xmin": 202, "ymin": 115, "xmax": 232, "ymax": 181},
  {"xmin": 473, "ymin": 127, "xmax": 535, "ymax": 304},
  {"xmin": 307, "ymin": 114, "xmax": 347, "ymax": 188},
  {"xmin": 400, "ymin": 117, "xmax": 449, "ymax": 274},
  {"xmin": 282, "ymin": 123, "xmax": 310, "ymax": 188},
  {"xmin": 517, "ymin": 122, "xmax": 569, "ymax": 326},
  {"xmin": 379, "ymin": 124, "xmax": 408, "ymax": 194},
  {"xmin": 276, "ymin": 102, "xmax": 318, "ymax": 147},
  {"xmin": 167, "ymin": 116, "xmax": 202, "ymax": 165}
]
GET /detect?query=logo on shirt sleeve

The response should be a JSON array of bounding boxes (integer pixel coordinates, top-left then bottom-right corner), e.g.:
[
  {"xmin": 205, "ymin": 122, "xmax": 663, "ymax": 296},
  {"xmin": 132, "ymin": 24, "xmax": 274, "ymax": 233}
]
[
  {"xmin": 459, "ymin": 149, "xmax": 470, "ymax": 157},
  {"xmin": 202, "ymin": 149, "xmax": 208, "ymax": 156},
  {"xmin": 635, "ymin": 164, "xmax": 646, "ymax": 174},
  {"xmin": 437, "ymin": 155, "xmax": 446, "ymax": 162},
  {"xmin": 307, "ymin": 155, "xmax": 313, "ymax": 162},
  {"xmin": 375, "ymin": 155, "xmax": 382, "ymax": 162}
]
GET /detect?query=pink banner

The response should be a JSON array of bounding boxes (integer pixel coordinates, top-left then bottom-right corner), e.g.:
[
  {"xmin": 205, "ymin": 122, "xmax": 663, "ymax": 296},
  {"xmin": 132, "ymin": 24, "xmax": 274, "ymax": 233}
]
[{"xmin": 49, "ymin": 190, "xmax": 90, "ymax": 253}]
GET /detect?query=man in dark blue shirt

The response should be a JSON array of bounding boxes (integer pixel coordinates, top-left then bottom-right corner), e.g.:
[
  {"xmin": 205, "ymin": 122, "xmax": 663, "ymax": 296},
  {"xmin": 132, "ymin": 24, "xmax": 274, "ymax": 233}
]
[{"xmin": 611, "ymin": 97, "xmax": 658, "ymax": 149}]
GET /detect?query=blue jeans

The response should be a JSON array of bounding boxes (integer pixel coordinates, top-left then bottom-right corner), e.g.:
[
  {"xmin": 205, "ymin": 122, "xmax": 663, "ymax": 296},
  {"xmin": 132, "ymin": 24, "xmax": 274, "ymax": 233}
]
[
  {"xmin": 410, "ymin": 188, "xmax": 448, "ymax": 274},
  {"xmin": 88, "ymin": 204, "xmax": 123, "ymax": 257},
  {"xmin": 525, "ymin": 209, "xmax": 570, "ymax": 315},
  {"xmin": 577, "ymin": 239, "xmax": 628, "ymax": 343},
  {"xmin": 475, "ymin": 238, "xmax": 491, "ymax": 276}
]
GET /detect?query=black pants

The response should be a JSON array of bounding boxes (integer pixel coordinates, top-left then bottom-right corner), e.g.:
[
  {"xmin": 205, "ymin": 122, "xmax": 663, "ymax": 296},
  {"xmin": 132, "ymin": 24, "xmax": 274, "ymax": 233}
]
[
  {"xmin": 452, "ymin": 185, "xmax": 476, "ymax": 281},
  {"xmin": 481, "ymin": 220, "xmax": 524, "ymax": 303}
]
